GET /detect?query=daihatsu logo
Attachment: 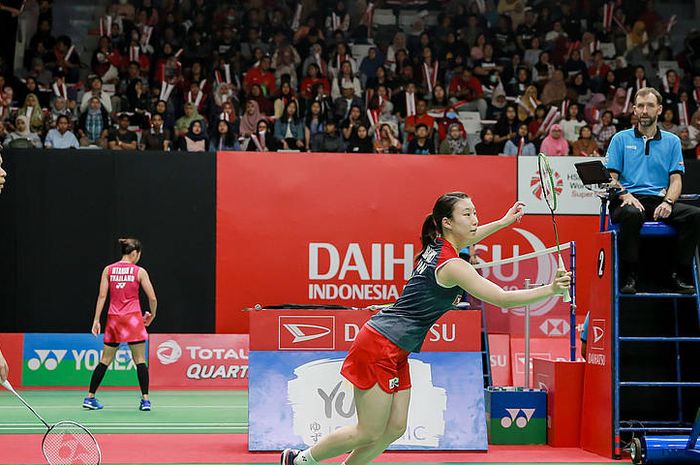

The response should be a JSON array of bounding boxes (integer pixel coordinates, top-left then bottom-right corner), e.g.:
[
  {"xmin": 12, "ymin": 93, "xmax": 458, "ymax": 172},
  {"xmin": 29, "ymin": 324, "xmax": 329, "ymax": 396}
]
[{"xmin": 283, "ymin": 324, "xmax": 332, "ymax": 343}]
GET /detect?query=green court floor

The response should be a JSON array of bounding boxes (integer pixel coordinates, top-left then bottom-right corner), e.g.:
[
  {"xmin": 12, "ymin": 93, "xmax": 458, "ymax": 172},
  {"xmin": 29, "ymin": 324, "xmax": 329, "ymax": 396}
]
[{"xmin": 0, "ymin": 389, "xmax": 247, "ymax": 434}]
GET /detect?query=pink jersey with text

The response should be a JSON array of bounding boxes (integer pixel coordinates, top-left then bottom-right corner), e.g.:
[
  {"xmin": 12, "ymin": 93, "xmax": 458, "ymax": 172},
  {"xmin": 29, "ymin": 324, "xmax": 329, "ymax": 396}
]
[{"xmin": 107, "ymin": 261, "xmax": 142, "ymax": 316}]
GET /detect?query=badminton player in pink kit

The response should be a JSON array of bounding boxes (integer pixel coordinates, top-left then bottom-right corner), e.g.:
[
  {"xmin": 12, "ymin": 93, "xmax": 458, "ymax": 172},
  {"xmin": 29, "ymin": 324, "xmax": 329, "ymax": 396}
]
[
  {"xmin": 282, "ymin": 192, "xmax": 571, "ymax": 465},
  {"xmin": 83, "ymin": 238, "xmax": 158, "ymax": 411}
]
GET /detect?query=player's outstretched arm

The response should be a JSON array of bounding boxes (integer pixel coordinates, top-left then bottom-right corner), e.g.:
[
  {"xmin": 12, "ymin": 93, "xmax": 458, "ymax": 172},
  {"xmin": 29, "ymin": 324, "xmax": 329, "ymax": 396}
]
[
  {"xmin": 92, "ymin": 267, "xmax": 109, "ymax": 336},
  {"xmin": 467, "ymin": 201, "xmax": 525, "ymax": 245},
  {"xmin": 438, "ymin": 259, "xmax": 570, "ymax": 308}
]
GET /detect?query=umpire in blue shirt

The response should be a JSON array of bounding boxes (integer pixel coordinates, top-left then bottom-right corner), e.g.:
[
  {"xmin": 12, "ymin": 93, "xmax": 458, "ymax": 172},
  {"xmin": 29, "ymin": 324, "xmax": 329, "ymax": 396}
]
[{"xmin": 606, "ymin": 87, "xmax": 700, "ymax": 294}]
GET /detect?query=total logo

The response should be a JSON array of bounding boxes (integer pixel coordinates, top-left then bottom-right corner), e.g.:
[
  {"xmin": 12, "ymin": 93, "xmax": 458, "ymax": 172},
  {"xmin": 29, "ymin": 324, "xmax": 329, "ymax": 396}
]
[
  {"xmin": 279, "ymin": 316, "xmax": 335, "ymax": 350},
  {"xmin": 501, "ymin": 408, "xmax": 536, "ymax": 428},
  {"xmin": 27, "ymin": 350, "xmax": 67, "ymax": 371},
  {"xmin": 156, "ymin": 340, "xmax": 183, "ymax": 365}
]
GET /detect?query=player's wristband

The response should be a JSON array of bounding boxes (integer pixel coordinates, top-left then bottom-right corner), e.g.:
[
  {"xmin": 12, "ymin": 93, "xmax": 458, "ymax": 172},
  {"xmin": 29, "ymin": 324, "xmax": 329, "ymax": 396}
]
[{"xmin": 664, "ymin": 198, "xmax": 674, "ymax": 206}]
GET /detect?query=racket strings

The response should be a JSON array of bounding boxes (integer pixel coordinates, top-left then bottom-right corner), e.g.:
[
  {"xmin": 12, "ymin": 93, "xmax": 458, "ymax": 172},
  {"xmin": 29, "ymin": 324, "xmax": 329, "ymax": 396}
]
[{"xmin": 43, "ymin": 422, "xmax": 100, "ymax": 465}]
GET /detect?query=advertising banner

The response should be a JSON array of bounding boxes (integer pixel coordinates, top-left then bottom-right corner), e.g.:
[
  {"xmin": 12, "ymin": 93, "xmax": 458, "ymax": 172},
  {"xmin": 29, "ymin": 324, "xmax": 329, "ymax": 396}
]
[
  {"xmin": 487, "ymin": 334, "xmax": 511, "ymax": 386},
  {"xmin": 509, "ymin": 337, "xmax": 572, "ymax": 388},
  {"xmin": 22, "ymin": 334, "xmax": 147, "ymax": 387},
  {"xmin": 0, "ymin": 333, "xmax": 24, "ymax": 386},
  {"xmin": 248, "ymin": 351, "xmax": 487, "ymax": 451},
  {"xmin": 517, "ymin": 156, "xmax": 602, "ymax": 215},
  {"xmin": 217, "ymin": 153, "xmax": 518, "ymax": 333},
  {"xmin": 150, "ymin": 334, "xmax": 248, "ymax": 388}
]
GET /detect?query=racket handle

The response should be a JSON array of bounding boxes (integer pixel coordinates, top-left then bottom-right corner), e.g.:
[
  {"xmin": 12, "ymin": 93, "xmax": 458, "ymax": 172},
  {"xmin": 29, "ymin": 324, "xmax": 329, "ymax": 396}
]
[
  {"xmin": 557, "ymin": 255, "xmax": 572, "ymax": 303},
  {"xmin": 1, "ymin": 379, "xmax": 14, "ymax": 392}
]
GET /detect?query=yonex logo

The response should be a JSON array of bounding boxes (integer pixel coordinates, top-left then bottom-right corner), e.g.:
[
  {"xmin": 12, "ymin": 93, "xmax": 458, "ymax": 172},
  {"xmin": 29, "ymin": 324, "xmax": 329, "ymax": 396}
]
[
  {"xmin": 156, "ymin": 340, "xmax": 183, "ymax": 365},
  {"xmin": 283, "ymin": 324, "xmax": 332, "ymax": 343},
  {"xmin": 389, "ymin": 377, "xmax": 399, "ymax": 390},
  {"xmin": 500, "ymin": 408, "xmax": 536, "ymax": 428},
  {"xmin": 27, "ymin": 350, "xmax": 67, "ymax": 371}
]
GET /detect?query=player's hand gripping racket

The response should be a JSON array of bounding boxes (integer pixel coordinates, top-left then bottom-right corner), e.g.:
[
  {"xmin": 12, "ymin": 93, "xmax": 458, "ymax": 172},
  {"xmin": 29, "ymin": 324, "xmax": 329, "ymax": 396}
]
[
  {"xmin": 537, "ymin": 153, "xmax": 571, "ymax": 302},
  {"xmin": 2, "ymin": 379, "xmax": 101, "ymax": 464}
]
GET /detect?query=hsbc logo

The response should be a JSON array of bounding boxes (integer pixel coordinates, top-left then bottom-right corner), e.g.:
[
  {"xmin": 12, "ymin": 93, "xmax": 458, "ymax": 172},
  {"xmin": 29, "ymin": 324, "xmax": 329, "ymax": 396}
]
[
  {"xmin": 279, "ymin": 316, "xmax": 335, "ymax": 350},
  {"xmin": 530, "ymin": 170, "xmax": 563, "ymax": 201},
  {"xmin": 539, "ymin": 318, "xmax": 570, "ymax": 336}
]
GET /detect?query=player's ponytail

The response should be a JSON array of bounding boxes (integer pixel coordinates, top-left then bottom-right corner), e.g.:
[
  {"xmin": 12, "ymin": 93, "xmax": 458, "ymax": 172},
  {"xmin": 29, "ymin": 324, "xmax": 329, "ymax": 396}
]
[
  {"xmin": 418, "ymin": 192, "xmax": 470, "ymax": 258},
  {"xmin": 118, "ymin": 238, "xmax": 142, "ymax": 255}
]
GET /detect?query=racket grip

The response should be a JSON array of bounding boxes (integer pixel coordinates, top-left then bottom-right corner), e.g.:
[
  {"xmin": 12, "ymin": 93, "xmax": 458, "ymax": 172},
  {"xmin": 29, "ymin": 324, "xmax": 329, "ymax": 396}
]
[
  {"xmin": 557, "ymin": 255, "xmax": 572, "ymax": 303},
  {"xmin": 1, "ymin": 379, "xmax": 14, "ymax": 392}
]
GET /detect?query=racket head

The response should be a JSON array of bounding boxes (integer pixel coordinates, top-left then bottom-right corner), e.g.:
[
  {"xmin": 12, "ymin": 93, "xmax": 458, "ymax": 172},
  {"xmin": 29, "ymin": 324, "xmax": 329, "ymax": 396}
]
[
  {"xmin": 42, "ymin": 420, "xmax": 101, "ymax": 465},
  {"xmin": 537, "ymin": 153, "xmax": 557, "ymax": 212}
]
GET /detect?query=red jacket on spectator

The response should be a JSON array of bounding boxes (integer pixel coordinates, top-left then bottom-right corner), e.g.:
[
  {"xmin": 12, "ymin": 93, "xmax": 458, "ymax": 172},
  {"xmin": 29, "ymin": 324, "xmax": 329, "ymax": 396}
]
[
  {"xmin": 244, "ymin": 66, "xmax": 277, "ymax": 96},
  {"xmin": 448, "ymin": 74, "xmax": 483, "ymax": 102},
  {"xmin": 300, "ymin": 77, "xmax": 331, "ymax": 99}
]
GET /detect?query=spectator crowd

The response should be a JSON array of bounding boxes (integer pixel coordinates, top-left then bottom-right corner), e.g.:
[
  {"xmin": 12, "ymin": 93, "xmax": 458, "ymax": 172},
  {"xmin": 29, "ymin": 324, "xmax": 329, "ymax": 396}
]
[{"xmin": 0, "ymin": 0, "xmax": 699, "ymax": 156}]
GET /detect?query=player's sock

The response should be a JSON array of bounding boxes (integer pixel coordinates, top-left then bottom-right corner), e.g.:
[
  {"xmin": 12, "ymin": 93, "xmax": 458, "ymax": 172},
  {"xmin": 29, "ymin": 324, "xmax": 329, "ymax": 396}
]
[
  {"xmin": 293, "ymin": 449, "xmax": 319, "ymax": 465},
  {"xmin": 89, "ymin": 362, "xmax": 108, "ymax": 394},
  {"xmin": 136, "ymin": 363, "xmax": 149, "ymax": 396}
]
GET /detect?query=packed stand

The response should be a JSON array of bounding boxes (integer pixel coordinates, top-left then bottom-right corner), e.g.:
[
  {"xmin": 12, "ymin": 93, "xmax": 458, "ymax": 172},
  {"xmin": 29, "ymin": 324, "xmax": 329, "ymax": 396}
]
[{"xmin": 0, "ymin": 0, "xmax": 699, "ymax": 156}]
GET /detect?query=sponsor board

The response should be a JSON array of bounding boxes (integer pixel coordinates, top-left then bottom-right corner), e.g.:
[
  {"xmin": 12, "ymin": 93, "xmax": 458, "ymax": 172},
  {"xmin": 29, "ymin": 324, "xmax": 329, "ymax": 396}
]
[
  {"xmin": 22, "ymin": 334, "xmax": 147, "ymax": 387},
  {"xmin": 518, "ymin": 156, "xmax": 601, "ymax": 215},
  {"xmin": 248, "ymin": 351, "xmax": 487, "ymax": 450},
  {"xmin": 0, "ymin": 333, "xmax": 24, "ymax": 386},
  {"xmin": 150, "ymin": 334, "xmax": 248, "ymax": 388},
  {"xmin": 509, "ymin": 337, "xmax": 571, "ymax": 388}
]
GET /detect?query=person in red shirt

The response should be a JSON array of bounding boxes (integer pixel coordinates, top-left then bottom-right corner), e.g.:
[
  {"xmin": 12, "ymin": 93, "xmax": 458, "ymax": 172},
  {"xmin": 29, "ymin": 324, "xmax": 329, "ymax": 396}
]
[
  {"xmin": 404, "ymin": 98, "xmax": 435, "ymax": 142},
  {"xmin": 587, "ymin": 51, "xmax": 611, "ymax": 85},
  {"xmin": 243, "ymin": 55, "xmax": 277, "ymax": 97},
  {"xmin": 448, "ymin": 68, "xmax": 487, "ymax": 119},
  {"xmin": 299, "ymin": 63, "xmax": 330, "ymax": 99}
]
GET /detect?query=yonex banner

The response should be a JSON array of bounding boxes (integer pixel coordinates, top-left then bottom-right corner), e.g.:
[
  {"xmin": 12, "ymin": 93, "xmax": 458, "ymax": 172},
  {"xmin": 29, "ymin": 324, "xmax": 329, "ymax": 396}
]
[
  {"xmin": 150, "ymin": 334, "xmax": 248, "ymax": 388},
  {"xmin": 517, "ymin": 156, "xmax": 601, "ymax": 215},
  {"xmin": 485, "ymin": 388, "xmax": 546, "ymax": 444},
  {"xmin": 22, "ymin": 333, "xmax": 147, "ymax": 387},
  {"xmin": 248, "ymin": 351, "xmax": 487, "ymax": 451}
]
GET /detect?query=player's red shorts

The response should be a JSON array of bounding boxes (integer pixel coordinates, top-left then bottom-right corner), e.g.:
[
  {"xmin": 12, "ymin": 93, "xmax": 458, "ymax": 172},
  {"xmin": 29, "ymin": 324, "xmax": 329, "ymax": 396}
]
[
  {"xmin": 340, "ymin": 323, "xmax": 411, "ymax": 394},
  {"xmin": 104, "ymin": 312, "xmax": 148, "ymax": 344}
]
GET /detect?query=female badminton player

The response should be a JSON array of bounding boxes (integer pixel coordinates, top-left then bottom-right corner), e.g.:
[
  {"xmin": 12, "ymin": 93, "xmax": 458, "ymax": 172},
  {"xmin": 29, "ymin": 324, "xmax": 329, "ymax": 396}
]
[
  {"xmin": 282, "ymin": 192, "xmax": 571, "ymax": 465},
  {"xmin": 83, "ymin": 238, "xmax": 158, "ymax": 411}
]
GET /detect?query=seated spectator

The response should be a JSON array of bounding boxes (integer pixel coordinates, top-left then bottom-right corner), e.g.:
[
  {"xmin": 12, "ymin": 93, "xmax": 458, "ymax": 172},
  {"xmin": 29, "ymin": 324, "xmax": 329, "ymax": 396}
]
[
  {"xmin": 47, "ymin": 96, "xmax": 74, "ymax": 129},
  {"xmin": 273, "ymin": 46, "xmax": 301, "ymax": 89},
  {"xmin": 570, "ymin": 73, "xmax": 592, "ymax": 106},
  {"xmin": 247, "ymin": 119, "xmax": 279, "ymax": 152},
  {"xmin": 80, "ymin": 76, "xmax": 113, "ymax": 114},
  {"xmin": 304, "ymin": 101, "xmax": 326, "ymax": 149},
  {"xmin": 359, "ymin": 47, "xmax": 384, "ymax": 87},
  {"xmin": 678, "ymin": 126, "xmax": 697, "ymax": 159},
  {"xmin": 448, "ymin": 68, "xmax": 487, "ymax": 119},
  {"xmin": 493, "ymin": 103, "xmax": 519, "ymax": 151},
  {"xmin": 248, "ymin": 83, "xmax": 274, "ymax": 116},
  {"xmin": 311, "ymin": 119, "xmax": 343, "ymax": 153},
  {"xmin": 125, "ymin": 79, "xmax": 150, "ymax": 128},
  {"xmin": 340, "ymin": 104, "xmax": 368, "ymax": 142},
  {"xmin": 77, "ymin": 97, "xmax": 110, "ymax": 147},
  {"xmin": 517, "ymin": 85, "xmax": 540, "ymax": 121},
  {"xmin": 560, "ymin": 104, "xmax": 587, "ymax": 145},
  {"xmin": 300, "ymin": 63, "xmax": 331, "ymax": 100},
  {"xmin": 141, "ymin": 113, "xmax": 172, "ymax": 151},
  {"xmin": 177, "ymin": 120, "xmax": 209, "ymax": 152},
  {"xmin": 244, "ymin": 55, "xmax": 277, "ymax": 96},
  {"xmin": 240, "ymin": 100, "xmax": 263, "ymax": 138},
  {"xmin": 404, "ymin": 99, "xmax": 435, "ymax": 142},
  {"xmin": 689, "ymin": 110, "xmax": 700, "ymax": 147},
  {"xmin": 19, "ymin": 93, "xmax": 46, "ymax": 134},
  {"xmin": 608, "ymin": 88, "xmax": 629, "ymax": 118},
  {"xmin": 151, "ymin": 100, "xmax": 175, "ymax": 132},
  {"xmin": 406, "ymin": 124, "xmax": 435, "ymax": 155},
  {"xmin": 108, "ymin": 113, "xmax": 138, "ymax": 150},
  {"xmin": 541, "ymin": 69, "xmax": 567, "ymax": 106},
  {"xmin": 659, "ymin": 108, "xmax": 680, "ymax": 135},
  {"xmin": 592, "ymin": 110, "xmax": 617, "ymax": 151},
  {"xmin": 4, "ymin": 116, "xmax": 43, "ymax": 148},
  {"xmin": 503, "ymin": 123, "xmax": 536, "ymax": 156},
  {"xmin": 345, "ymin": 124, "xmax": 374, "ymax": 153},
  {"xmin": 571, "ymin": 125, "xmax": 601, "ymax": 156},
  {"xmin": 331, "ymin": 61, "xmax": 363, "ymax": 101},
  {"xmin": 44, "ymin": 115, "xmax": 79, "ymax": 149},
  {"xmin": 273, "ymin": 81, "xmax": 298, "ymax": 120},
  {"xmin": 175, "ymin": 102, "xmax": 206, "ymax": 139},
  {"xmin": 375, "ymin": 123, "xmax": 402, "ymax": 154},
  {"xmin": 376, "ymin": 100, "xmax": 400, "ymax": 139},
  {"xmin": 429, "ymin": 84, "xmax": 450, "ymax": 111},
  {"xmin": 475, "ymin": 127, "xmax": 499, "ymax": 155},
  {"xmin": 439, "ymin": 123, "xmax": 472, "ymax": 155},
  {"xmin": 210, "ymin": 120, "xmax": 239, "ymax": 152},
  {"xmin": 540, "ymin": 124, "xmax": 570, "ymax": 156},
  {"xmin": 528, "ymin": 104, "xmax": 548, "ymax": 146},
  {"xmin": 274, "ymin": 101, "xmax": 306, "ymax": 151}
]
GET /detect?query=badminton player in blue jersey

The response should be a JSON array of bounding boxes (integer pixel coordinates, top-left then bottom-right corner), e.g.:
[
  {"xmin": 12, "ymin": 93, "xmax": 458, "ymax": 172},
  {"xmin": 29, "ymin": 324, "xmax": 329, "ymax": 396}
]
[{"xmin": 282, "ymin": 192, "xmax": 571, "ymax": 465}]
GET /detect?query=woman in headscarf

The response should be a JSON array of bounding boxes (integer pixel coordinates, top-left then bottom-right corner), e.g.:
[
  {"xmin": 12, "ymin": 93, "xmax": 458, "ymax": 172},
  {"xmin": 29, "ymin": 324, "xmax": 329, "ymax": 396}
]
[
  {"xmin": 540, "ymin": 123, "xmax": 570, "ymax": 156},
  {"xmin": 4, "ymin": 115, "xmax": 43, "ymax": 148},
  {"xmin": 626, "ymin": 21, "xmax": 649, "ymax": 53},
  {"xmin": 174, "ymin": 102, "xmax": 205, "ymax": 138},
  {"xmin": 517, "ymin": 85, "xmax": 540, "ymax": 122},
  {"xmin": 19, "ymin": 93, "xmax": 45, "ymax": 134},
  {"xmin": 439, "ymin": 123, "xmax": 472, "ymax": 155},
  {"xmin": 246, "ymin": 119, "xmax": 279, "ymax": 152},
  {"xmin": 248, "ymin": 83, "xmax": 273, "ymax": 116},
  {"xmin": 541, "ymin": 69, "xmax": 567, "ymax": 106},
  {"xmin": 607, "ymin": 87, "xmax": 629, "ymax": 118},
  {"xmin": 345, "ymin": 123, "xmax": 374, "ymax": 153},
  {"xmin": 176, "ymin": 120, "xmax": 209, "ymax": 152},
  {"xmin": 240, "ymin": 100, "xmax": 262, "ymax": 137}
]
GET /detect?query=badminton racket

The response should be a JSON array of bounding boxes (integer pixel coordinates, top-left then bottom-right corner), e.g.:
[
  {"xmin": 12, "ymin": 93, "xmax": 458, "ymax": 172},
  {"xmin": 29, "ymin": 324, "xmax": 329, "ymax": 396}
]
[
  {"xmin": 2, "ymin": 379, "xmax": 101, "ymax": 465},
  {"xmin": 537, "ymin": 152, "xmax": 571, "ymax": 302}
]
